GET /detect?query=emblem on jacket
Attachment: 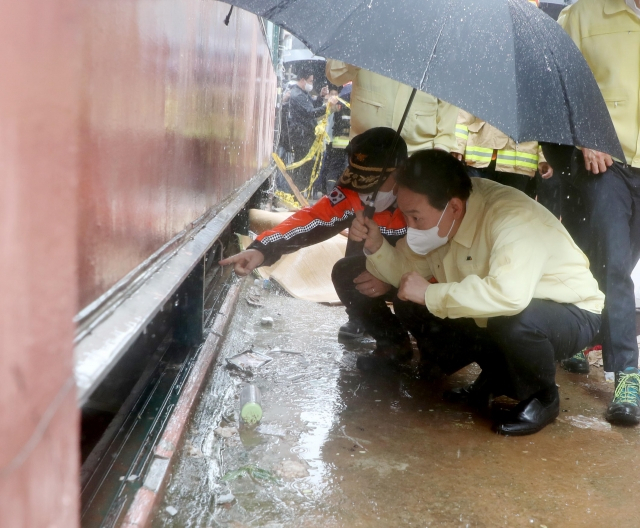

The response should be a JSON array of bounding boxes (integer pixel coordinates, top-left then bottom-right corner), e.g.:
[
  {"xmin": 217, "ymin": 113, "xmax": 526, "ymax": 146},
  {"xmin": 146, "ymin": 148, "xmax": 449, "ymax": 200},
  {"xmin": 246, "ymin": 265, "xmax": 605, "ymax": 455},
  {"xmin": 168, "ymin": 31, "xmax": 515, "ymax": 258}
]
[{"xmin": 328, "ymin": 188, "xmax": 346, "ymax": 205}]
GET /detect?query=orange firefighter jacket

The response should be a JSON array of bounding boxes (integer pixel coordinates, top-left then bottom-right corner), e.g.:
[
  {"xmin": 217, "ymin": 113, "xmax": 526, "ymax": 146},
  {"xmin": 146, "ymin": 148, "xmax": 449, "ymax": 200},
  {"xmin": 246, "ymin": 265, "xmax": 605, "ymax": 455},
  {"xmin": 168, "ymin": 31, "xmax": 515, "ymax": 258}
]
[{"xmin": 249, "ymin": 186, "xmax": 407, "ymax": 266}]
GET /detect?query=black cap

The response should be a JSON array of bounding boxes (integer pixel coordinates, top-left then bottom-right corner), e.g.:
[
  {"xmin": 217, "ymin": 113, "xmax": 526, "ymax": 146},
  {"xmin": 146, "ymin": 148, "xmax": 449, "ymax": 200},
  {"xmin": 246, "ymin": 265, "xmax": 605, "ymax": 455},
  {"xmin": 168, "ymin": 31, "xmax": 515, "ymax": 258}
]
[{"xmin": 337, "ymin": 127, "xmax": 408, "ymax": 192}]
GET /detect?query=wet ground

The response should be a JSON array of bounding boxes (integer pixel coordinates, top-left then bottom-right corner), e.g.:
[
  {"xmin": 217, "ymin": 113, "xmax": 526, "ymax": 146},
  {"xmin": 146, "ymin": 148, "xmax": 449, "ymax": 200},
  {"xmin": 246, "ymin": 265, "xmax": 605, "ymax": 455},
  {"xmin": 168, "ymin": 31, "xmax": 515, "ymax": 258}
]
[{"xmin": 154, "ymin": 280, "xmax": 640, "ymax": 528}]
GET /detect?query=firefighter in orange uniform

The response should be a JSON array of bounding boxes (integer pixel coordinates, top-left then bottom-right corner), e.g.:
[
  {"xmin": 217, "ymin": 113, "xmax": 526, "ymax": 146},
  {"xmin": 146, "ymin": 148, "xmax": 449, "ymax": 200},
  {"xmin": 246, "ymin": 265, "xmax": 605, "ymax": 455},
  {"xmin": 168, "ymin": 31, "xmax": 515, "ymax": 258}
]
[{"xmin": 220, "ymin": 128, "xmax": 411, "ymax": 371}]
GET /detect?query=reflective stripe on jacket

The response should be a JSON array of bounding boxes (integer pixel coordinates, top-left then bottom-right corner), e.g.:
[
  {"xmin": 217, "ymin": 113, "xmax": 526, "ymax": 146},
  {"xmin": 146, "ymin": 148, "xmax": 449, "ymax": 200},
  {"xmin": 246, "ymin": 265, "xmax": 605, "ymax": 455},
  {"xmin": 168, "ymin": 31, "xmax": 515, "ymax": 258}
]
[
  {"xmin": 249, "ymin": 186, "xmax": 407, "ymax": 266},
  {"xmin": 454, "ymin": 110, "xmax": 545, "ymax": 177}
]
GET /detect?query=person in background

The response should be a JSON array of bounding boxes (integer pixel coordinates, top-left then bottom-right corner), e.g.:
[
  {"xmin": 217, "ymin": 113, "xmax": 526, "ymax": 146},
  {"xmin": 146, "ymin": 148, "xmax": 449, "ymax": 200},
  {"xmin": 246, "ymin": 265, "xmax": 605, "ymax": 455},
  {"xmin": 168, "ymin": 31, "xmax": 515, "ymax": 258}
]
[
  {"xmin": 314, "ymin": 83, "xmax": 352, "ymax": 197},
  {"xmin": 286, "ymin": 68, "xmax": 336, "ymax": 191},
  {"xmin": 276, "ymin": 80, "xmax": 295, "ymax": 164},
  {"xmin": 219, "ymin": 128, "xmax": 410, "ymax": 371},
  {"xmin": 559, "ymin": 0, "xmax": 640, "ymax": 426},
  {"xmin": 453, "ymin": 109, "xmax": 553, "ymax": 196},
  {"xmin": 351, "ymin": 150, "xmax": 603, "ymax": 436},
  {"xmin": 326, "ymin": 59, "xmax": 458, "ymax": 155}
]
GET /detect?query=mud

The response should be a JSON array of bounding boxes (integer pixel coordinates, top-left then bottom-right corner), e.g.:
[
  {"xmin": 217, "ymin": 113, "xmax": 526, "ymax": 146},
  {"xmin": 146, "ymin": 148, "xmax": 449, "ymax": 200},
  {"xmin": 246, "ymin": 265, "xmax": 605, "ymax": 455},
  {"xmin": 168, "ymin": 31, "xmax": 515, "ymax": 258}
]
[{"xmin": 153, "ymin": 281, "xmax": 640, "ymax": 528}]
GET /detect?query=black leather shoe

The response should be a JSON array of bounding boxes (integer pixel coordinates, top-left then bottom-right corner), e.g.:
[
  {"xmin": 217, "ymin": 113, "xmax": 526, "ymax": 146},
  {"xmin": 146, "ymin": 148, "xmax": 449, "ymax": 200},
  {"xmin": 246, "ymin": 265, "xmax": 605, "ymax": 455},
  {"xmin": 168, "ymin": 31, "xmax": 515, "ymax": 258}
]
[
  {"xmin": 356, "ymin": 340, "xmax": 413, "ymax": 372},
  {"xmin": 338, "ymin": 319, "xmax": 365, "ymax": 339},
  {"xmin": 494, "ymin": 388, "xmax": 559, "ymax": 436},
  {"xmin": 605, "ymin": 368, "xmax": 640, "ymax": 426},
  {"xmin": 443, "ymin": 371, "xmax": 493, "ymax": 409}
]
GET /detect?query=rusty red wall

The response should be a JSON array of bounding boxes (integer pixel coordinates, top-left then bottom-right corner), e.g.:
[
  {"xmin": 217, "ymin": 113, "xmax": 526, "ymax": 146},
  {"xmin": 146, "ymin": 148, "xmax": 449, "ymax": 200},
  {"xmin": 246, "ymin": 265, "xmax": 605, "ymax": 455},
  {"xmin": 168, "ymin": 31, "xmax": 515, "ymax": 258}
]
[
  {"xmin": 77, "ymin": 0, "xmax": 277, "ymax": 309},
  {"xmin": 0, "ymin": 1, "xmax": 81, "ymax": 527}
]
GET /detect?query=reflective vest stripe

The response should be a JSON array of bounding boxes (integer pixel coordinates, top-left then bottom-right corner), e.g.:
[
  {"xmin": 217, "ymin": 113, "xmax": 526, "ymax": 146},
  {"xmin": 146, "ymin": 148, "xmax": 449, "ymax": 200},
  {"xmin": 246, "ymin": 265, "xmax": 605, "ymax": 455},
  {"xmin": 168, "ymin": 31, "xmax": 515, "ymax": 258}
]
[
  {"xmin": 455, "ymin": 124, "xmax": 469, "ymax": 140},
  {"xmin": 332, "ymin": 136, "xmax": 349, "ymax": 148},
  {"xmin": 465, "ymin": 146, "xmax": 493, "ymax": 163},
  {"xmin": 496, "ymin": 150, "xmax": 539, "ymax": 170},
  {"xmin": 466, "ymin": 146, "xmax": 539, "ymax": 170}
]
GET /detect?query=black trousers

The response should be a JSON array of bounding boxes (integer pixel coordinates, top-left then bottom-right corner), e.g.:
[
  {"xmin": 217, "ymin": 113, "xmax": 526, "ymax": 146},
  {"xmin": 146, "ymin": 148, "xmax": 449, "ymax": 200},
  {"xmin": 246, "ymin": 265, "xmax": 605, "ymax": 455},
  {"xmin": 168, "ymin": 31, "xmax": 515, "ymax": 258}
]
[
  {"xmin": 575, "ymin": 162, "xmax": 640, "ymax": 372},
  {"xmin": 539, "ymin": 145, "xmax": 591, "ymax": 251},
  {"xmin": 532, "ymin": 172, "xmax": 564, "ymax": 219},
  {"xmin": 331, "ymin": 256, "xmax": 408, "ymax": 345},
  {"xmin": 314, "ymin": 144, "xmax": 348, "ymax": 196},
  {"xmin": 394, "ymin": 298, "xmax": 600, "ymax": 401}
]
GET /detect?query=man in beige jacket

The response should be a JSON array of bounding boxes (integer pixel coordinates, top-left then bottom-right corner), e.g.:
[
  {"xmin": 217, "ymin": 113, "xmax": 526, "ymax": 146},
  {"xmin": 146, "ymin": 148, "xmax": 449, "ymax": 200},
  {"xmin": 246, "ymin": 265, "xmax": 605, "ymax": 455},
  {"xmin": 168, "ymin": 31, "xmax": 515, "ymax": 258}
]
[
  {"xmin": 326, "ymin": 59, "xmax": 458, "ymax": 154},
  {"xmin": 454, "ymin": 110, "xmax": 553, "ymax": 195},
  {"xmin": 560, "ymin": 0, "xmax": 640, "ymax": 426},
  {"xmin": 350, "ymin": 150, "xmax": 603, "ymax": 436}
]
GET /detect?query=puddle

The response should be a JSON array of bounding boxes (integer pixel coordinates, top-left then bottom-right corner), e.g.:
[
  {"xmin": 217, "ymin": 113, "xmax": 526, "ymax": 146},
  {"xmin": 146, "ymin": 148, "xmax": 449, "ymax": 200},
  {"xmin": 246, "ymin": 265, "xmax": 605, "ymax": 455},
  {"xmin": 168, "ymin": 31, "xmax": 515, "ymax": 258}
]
[
  {"xmin": 559, "ymin": 415, "xmax": 612, "ymax": 433},
  {"xmin": 154, "ymin": 280, "xmax": 640, "ymax": 528}
]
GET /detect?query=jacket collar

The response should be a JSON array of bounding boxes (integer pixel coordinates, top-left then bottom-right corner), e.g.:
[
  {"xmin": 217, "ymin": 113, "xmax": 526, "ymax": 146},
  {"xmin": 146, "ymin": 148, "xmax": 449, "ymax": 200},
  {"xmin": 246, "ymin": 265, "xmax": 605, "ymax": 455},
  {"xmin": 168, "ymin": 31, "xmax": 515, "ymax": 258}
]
[
  {"xmin": 452, "ymin": 179, "xmax": 483, "ymax": 249},
  {"xmin": 604, "ymin": 0, "xmax": 633, "ymax": 15}
]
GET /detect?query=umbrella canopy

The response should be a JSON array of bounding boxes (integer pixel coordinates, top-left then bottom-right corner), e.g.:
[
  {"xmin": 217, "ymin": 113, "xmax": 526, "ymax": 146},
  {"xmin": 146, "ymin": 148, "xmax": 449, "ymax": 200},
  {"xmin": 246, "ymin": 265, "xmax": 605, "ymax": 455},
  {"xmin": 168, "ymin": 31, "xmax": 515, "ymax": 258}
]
[
  {"xmin": 225, "ymin": 0, "xmax": 623, "ymax": 160},
  {"xmin": 282, "ymin": 48, "xmax": 324, "ymax": 63}
]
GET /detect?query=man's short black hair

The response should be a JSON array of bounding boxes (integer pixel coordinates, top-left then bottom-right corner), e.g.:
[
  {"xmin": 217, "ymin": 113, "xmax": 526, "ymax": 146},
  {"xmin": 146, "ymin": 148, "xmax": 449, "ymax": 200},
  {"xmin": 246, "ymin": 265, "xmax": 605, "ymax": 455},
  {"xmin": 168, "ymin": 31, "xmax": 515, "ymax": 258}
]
[
  {"xmin": 298, "ymin": 67, "xmax": 314, "ymax": 81},
  {"xmin": 395, "ymin": 149, "xmax": 472, "ymax": 210}
]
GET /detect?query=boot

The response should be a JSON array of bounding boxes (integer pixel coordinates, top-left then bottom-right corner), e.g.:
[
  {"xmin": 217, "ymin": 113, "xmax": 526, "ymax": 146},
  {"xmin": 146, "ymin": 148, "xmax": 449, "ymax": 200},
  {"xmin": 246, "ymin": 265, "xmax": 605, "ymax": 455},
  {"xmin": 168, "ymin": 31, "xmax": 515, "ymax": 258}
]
[{"xmin": 606, "ymin": 367, "xmax": 640, "ymax": 426}]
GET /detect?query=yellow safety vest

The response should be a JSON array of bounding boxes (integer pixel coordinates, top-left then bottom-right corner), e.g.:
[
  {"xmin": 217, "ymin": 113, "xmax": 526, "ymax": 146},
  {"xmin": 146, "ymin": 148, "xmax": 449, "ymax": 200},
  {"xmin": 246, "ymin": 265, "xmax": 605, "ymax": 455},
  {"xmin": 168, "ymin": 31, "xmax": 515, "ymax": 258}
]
[{"xmin": 455, "ymin": 118, "xmax": 543, "ymax": 177}]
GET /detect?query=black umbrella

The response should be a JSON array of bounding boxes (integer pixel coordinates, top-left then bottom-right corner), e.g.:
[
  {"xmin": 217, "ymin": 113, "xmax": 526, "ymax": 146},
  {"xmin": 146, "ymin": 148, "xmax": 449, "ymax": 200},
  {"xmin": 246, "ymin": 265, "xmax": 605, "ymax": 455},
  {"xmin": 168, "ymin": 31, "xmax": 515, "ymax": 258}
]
[{"xmin": 223, "ymin": 0, "xmax": 623, "ymax": 160}]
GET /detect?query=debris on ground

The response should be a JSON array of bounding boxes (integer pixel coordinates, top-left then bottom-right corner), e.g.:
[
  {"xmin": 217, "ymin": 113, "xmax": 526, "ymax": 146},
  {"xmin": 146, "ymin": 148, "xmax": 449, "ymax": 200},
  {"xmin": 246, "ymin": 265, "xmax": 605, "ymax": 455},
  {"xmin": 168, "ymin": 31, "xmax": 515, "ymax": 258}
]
[
  {"xmin": 221, "ymin": 465, "xmax": 279, "ymax": 483},
  {"xmin": 558, "ymin": 415, "xmax": 612, "ymax": 432},
  {"xmin": 270, "ymin": 347, "xmax": 302, "ymax": 355},
  {"xmin": 240, "ymin": 384, "xmax": 263, "ymax": 426},
  {"xmin": 260, "ymin": 316, "xmax": 274, "ymax": 327},
  {"xmin": 275, "ymin": 459, "xmax": 309, "ymax": 479},
  {"xmin": 588, "ymin": 347, "xmax": 603, "ymax": 368},
  {"xmin": 215, "ymin": 426, "xmax": 238, "ymax": 438},
  {"xmin": 226, "ymin": 350, "xmax": 272, "ymax": 371},
  {"xmin": 184, "ymin": 441, "xmax": 203, "ymax": 458},
  {"xmin": 246, "ymin": 284, "xmax": 264, "ymax": 307},
  {"xmin": 165, "ymin": 506, "xmax": 178, "ymax": 517},
  {"xmin": 216, "ymin": 492, "xmax": 236, "ymax": 505}
]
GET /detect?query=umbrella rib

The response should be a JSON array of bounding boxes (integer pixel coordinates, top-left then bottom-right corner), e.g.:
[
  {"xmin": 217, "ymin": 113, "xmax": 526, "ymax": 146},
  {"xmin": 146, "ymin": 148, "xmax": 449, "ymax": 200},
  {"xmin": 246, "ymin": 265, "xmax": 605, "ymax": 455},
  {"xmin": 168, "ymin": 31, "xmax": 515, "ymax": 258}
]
[
  {"xmin": 316, "ymin": 0, "xmax": 379, "ymax": 58},
  {"xmin": 419, "ymin": 0, "xmax": 453, "ymax": 91}
]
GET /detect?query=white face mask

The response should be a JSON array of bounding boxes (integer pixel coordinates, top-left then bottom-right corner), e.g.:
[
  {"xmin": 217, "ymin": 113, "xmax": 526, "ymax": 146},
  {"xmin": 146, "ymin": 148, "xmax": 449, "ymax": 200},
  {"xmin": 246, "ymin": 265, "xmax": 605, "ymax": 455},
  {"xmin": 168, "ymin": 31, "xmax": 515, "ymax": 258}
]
[
  {"xmin": 358, "ymin": 190, "xmax": 397, "ymax": 213},
  {"xmin": 406, "ymin": 202, "xmax": 455, "ymax": 255},
  {"xmin": 304, "ymin": 82, "xmax": 313, "ymax": 92}
]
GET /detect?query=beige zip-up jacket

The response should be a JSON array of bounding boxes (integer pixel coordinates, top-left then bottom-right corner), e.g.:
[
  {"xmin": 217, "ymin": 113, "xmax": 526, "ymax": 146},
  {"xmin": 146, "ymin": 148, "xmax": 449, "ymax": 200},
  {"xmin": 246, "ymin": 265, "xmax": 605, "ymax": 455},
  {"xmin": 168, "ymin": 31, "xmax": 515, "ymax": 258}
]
[
  {"xmin": 453, "ymin": 110, "xmax": 546, "ymax": 177},
  {"xmin": 366, "ymin": 178, "xmax": 604, "ymax": 328},
  {"xmin": 326, "ymin": 59, "xmax": 458, "ymax": 154},
  {"xmin": 560, "ymin": 0, "xmax": 640, "ymax": 167}
]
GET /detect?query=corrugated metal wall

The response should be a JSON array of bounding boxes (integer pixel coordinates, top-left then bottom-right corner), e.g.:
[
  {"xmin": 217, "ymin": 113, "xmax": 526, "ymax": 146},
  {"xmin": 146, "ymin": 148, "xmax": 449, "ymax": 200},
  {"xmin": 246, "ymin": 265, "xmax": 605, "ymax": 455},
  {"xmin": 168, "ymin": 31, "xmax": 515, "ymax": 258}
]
[{"xmin": 77, "ymin": 0, "xmax": 277, "ymax": 309}]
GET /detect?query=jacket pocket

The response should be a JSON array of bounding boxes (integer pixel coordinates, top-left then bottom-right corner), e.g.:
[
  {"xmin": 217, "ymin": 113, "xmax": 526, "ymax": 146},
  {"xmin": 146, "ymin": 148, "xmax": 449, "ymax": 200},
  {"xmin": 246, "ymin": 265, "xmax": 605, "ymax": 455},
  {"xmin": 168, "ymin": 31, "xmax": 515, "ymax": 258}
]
[
  {"xmin": 467, "ymin": 120, "xmax": 486, "ymax": 133},
  {"xmin": 600, "ymin": 89, "xmax": 627, "ymax": 107},
  {"xmin": 352, "ymin": 91, "xmax": 386, "ymax": 135},
  {"xmin": 354, "ymin": 95, "xmax": 383, "ymax": 108},
  {"xmin": 407, "ymin": 103, "xmax": 438, "ymax": 144}
]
